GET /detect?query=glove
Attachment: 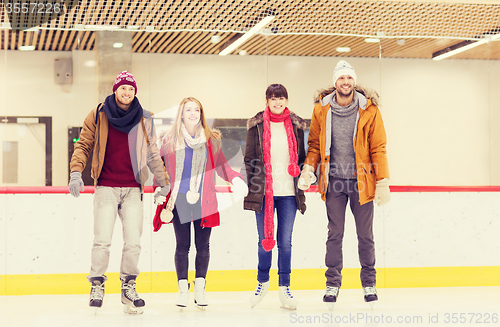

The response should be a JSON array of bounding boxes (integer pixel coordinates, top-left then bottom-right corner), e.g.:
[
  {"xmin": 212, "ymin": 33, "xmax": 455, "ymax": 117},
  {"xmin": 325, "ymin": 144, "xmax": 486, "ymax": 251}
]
[
  {"xmin": 154, "ymin": 185, "xmax": 171, "ymax": 205},
  {"xmin": 298, "ymin": 164, "xmax": 316, "ymax": 190},
  {"xmin": 68, "ymin": 171, "xmax": 84, "ymax": 197},
  {"xmin": 231, "ymin": 177, "xmax": 248, "ymax": 197},
  {"xmin": 374, "ymin": 178, "xmax": 391, "ymax": 206}
]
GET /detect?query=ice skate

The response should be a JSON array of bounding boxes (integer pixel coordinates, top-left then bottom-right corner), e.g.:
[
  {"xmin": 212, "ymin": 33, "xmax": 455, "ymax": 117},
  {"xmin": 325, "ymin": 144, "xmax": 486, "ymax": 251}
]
[
  {"xmin": 278, "ymin": 286, "xmax": 298, "ymax": 310},
  {"xmin": 89, "ymin": 278, "xmax": 105, "ymax": 311},
  {"xmin": 121, "ymin": 277, "xmax": 145, "ymax": 314},
  {"xmin": 176, "ymin": 279, "xmax": 190, "ymax": 308},
  {"xmin": 193, "ymin": 277, "xmax": 208, "ymax": 309},
  {"xmin": 249, "ymin": 281, "xmax": 269, "ymax": 308},
  {"xmin": 323, "ymin": 286, "xmax": 339, "ymax": 311},
  {"xmin": 363, "ymin": 286, "xmax": 378, "ymax": 308}
]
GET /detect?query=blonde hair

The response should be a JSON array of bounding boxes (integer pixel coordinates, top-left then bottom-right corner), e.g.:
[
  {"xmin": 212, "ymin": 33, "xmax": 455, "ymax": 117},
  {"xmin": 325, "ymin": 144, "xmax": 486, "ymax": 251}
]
[{"xmin": 165, "ymin": 97, "xmax": 216, "ymax": 151}]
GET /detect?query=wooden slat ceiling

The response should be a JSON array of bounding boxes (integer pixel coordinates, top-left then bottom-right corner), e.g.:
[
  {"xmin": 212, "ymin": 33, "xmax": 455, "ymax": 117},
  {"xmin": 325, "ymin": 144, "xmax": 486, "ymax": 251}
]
[{"xmin": 0, "ymin": 0, "xmax": 499, "ymax": 59}]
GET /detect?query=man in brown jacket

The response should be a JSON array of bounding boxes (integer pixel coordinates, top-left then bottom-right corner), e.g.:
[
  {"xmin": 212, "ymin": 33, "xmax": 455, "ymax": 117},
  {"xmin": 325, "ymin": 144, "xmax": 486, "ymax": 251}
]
[
  {"xmin": 298, "ymin": 61, "xmax": 390, "ymax": 308},
  {"xmin": 68, "ymin": 71, "xmax": 169, "ymax": 314}
]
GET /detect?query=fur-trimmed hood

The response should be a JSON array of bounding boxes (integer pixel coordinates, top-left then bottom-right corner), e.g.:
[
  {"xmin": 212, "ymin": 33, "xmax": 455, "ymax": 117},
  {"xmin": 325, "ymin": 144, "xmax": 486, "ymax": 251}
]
[
  {"xmin": 247, "ymin": 110, "xmax": 307, "ymax": 131},
  {"xmin": 313, "ymin": 85, "xmax": 380, "ymax": 107}
]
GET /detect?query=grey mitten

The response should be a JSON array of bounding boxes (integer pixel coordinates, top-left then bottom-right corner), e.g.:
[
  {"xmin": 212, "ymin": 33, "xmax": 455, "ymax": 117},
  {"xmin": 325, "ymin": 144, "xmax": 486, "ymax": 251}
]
[{"xmin": 68, "ymin": 171, "xmax": 84, "ymax": 197}]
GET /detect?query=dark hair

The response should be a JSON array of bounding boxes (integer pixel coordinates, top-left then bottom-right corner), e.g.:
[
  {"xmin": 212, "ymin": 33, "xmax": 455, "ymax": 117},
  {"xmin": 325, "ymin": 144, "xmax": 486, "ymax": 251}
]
[{"xmin": 265, "ymin": 84, "xmax": 288, "ymax": 100}]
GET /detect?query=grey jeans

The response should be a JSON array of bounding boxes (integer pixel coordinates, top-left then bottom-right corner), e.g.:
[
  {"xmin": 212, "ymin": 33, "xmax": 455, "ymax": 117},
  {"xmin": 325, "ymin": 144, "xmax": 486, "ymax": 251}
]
[
  {"xmin": 87, "ymin": 186, "xmax": 143, "ymax": 282},
  {"xmin": 325, "ymin": 177, "xmax": 375, "ymax": 288}
]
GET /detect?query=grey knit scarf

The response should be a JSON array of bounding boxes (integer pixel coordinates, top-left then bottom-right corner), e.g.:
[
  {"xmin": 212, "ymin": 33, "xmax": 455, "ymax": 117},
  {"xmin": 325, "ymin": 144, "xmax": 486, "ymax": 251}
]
[{"xmin": 330, "ymin": 90, "xmax": 359, "ymax": 117}]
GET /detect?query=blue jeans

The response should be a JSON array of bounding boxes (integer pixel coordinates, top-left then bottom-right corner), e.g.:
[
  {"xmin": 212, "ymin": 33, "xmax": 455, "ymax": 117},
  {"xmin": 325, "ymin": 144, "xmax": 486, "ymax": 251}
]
[{"xmin": 255, "ymin": 196, "xmax": 297, "ymax": 286}]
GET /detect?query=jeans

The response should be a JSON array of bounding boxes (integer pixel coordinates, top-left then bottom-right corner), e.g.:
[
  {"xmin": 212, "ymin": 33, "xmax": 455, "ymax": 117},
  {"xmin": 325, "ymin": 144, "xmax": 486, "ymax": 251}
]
[
  {"xmin": 172, "ymin": 193, "xmax": 212, "ymax": 280},
  {"xmin": 88, "ymin": 186, "xmax": 143, "ymax": 282},
  {"xmin": 255, "ymin": 196, "xmax": 297, "ymax": 286},
  {"xmin": 325, "ymin": 177, "xmax": 375, "ymax": 288}
]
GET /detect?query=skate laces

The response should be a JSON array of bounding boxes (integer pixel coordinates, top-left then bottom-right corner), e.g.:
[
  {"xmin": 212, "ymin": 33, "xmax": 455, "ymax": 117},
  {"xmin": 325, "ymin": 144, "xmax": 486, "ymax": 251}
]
[
  {"xmin": 325, "ymin": 286, "xmax": 339, "ymax": 297},
  {"xmin": 254, "ymin": 283, "xmax": 265, "ymax": 296},
  {"xmin": 90, "ymin": 282, "xmax": 104, "ymax": 300},
  {"xmin": 123, "ymin": 281, "xmax": 140, "ymax": 301},
  {"xmin": 283, "ymin": 286, "xmax": 294, "ymax": 299},
  {"xmin": 363, "ymin": 286, "xmax": 377, "ymax": 296}
]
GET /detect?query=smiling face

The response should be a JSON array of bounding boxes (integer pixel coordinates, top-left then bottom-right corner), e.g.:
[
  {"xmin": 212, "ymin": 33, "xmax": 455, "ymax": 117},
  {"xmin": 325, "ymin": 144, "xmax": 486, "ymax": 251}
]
[
  {"xmin": 266, "ymin": 96, "xmax": 288, "ymax": 115},
  {"xmin": 114, "ymin": 85, "xmax": 135, "ymax": 110},
  {"xmin": 335, "ymin": 75, "xmax": 355, "ymax": 98},
  {"xmin": 182, "ymin": 101, "xmax": 201, "ymax": 129}
]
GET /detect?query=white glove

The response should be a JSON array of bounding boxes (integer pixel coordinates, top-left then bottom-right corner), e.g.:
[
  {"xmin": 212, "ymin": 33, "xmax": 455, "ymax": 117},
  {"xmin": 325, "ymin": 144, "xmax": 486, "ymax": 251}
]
[
  {"xmin": 154, "ymin": 185, "xmax": 170, "ymax": 205},
  {"xmin": 298, "ymin": 164, "xmax": 316, "ymax": 190},
  {"xmin": 374, "ymin": 178, "xmax": 391, "ymax": 206},
  {"xmin": 68, "ymin": 171, "xmax": 84, "ymax": 197},
  {"xmin": 231, "ymin": 177, "xmax": 248, "ymax": 197}
]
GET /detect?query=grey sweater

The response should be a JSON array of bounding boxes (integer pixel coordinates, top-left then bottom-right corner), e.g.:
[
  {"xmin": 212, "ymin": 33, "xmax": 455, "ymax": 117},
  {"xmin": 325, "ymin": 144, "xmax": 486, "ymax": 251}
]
[{"xmin": 329, "ymin": 91, "xmax": 359, "ymax": 179}]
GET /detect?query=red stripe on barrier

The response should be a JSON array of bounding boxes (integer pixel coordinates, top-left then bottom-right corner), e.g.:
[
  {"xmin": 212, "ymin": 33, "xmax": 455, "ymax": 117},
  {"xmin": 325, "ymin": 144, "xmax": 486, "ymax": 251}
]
[{"xmin": 1, "ymin": 185, "xmax": 500, "ymax": 194}]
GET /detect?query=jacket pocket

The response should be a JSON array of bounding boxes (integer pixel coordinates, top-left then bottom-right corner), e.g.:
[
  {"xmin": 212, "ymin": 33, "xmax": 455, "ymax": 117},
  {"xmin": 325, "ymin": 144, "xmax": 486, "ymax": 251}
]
[{"xmin": 361, "ymin": 167, "xmax": 376, "ymax": 198}]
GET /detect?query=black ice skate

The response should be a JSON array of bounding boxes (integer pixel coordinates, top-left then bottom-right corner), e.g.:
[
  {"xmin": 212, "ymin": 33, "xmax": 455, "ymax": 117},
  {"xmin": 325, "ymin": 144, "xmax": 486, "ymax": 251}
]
[
  {"xmin": 363, "ymin": 286, "xmax": 378, "ymax": 308},
  {"xmin": 89, "ymin": 278, "xmax": 105, "ymax": 308},
  {"xmin": 323, "ymin": 286, "xmax": 339, "ymax": 311},
  {"xmin": 121, "ymin": 277, "xmax": 145, "ymax": 314}
]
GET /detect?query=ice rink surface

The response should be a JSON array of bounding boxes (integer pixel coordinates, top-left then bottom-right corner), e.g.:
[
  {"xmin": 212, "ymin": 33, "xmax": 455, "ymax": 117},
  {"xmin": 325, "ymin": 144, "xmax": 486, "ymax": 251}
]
[{"xmin": 1, "ymin": 286, "xmax": 498, "ymax": 327}]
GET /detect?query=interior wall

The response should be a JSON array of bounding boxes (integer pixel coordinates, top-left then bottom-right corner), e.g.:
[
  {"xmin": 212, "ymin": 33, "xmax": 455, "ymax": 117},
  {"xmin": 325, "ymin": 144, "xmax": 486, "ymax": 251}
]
[{"xmin": 0, "ymin": 49, "xmax": 498, "ymax": 187}]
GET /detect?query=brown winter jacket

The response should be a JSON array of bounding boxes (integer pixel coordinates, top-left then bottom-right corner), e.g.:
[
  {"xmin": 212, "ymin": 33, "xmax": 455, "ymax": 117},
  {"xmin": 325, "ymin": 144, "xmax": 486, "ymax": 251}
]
[
  {"xmin": 69, "ymin": 103, "xmax": 169, "ymax": 190},
  {"xmin": 243, "ymin": 110, "xmax": 307, "ymax": 214},
  {"xmin": 305, "ymin": 85, "xmax": 389, "ymax": 205}
]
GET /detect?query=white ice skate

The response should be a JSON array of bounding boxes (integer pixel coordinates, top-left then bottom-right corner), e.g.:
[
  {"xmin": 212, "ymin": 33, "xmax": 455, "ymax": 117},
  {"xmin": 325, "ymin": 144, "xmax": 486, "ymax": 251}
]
[
  {"xmin": 323, "ymin": 286, "xmax": 339, "ymax": 311},
  {"xmin": 249, "ymin": 281, "xmax": 269, "ymax": 308},
  {"xmin": 363, "ymin": 286, "xmax": 378, "ymax": 309},
  {"xmin": 278, "ymin": 286, "xmax": 298, "ymax": 310},
  {"xmin": 193, "ymin": 277, "xmax": 208, "ymax": 309},
  {"xmin": 121, "ymin": 278, "xmax": 145, "ymax": 314},
  {"xmin": 176, "ymin": 279, "xmax": 190, "ymax": 308}
]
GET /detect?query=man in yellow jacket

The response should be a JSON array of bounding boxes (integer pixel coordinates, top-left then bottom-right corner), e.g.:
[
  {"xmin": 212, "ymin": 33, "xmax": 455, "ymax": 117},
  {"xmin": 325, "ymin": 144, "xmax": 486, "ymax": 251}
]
[
  {"xmin": 68, "ymin": 71, "xmax": 170, "ymax": 314},
  {"xmin": 299, "ymin": 60, "xmax": 390, "ymax": 306}
]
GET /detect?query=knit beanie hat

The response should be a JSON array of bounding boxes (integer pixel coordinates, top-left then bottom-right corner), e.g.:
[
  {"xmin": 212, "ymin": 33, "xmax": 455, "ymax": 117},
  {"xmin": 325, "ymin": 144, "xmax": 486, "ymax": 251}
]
[
  {"xmin": 112, "ymin": 71, "xmax": 137, "ymax": 94},
  {"xmin": 333, "ymin": 60, "xmax": 357, "ymax": 85}
]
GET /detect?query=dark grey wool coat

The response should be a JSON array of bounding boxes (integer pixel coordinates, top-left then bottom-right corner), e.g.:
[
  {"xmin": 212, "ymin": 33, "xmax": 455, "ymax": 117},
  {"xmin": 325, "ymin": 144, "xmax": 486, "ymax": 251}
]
[{"xmin": 243, "ymin": 110, "xmax": 307, "ymax": 214}]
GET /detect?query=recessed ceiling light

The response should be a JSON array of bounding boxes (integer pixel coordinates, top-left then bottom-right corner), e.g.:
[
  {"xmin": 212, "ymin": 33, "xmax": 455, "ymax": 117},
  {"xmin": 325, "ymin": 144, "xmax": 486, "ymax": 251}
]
[
  {"xmin": 336, "ymin": 47, "xmax": 351, "ymax": 53},
  {"xmin": 365, "ymin": 38, "xmax": 380, "ymax": 43},
  {"xmin": 396, "ymin": 39, "xmax": 405, "ymax": 45},
  {"xmin": 113, "ymin": 42, "xmax": 123, "ymax": 48},
  {"xmin": 239, "ymin": 50, "xmax": 247, "ymax": 56},
  {"xmin": 19, "ymin": 45, "xmax": 35, "ymax": 51},
  {"xmin": 211, "ymin": 35, "xmax": 221, "ymax": 44}
]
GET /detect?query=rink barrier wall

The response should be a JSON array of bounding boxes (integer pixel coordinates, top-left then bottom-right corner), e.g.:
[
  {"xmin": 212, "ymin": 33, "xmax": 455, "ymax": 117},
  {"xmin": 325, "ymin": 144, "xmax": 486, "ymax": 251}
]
[
  {"xmin": 2, "ymin": 266, "xmax": 500, "ymax": 296},
  {"xmin": 1, "ymin": 186, "xmax": 500, "ymax": 296}
]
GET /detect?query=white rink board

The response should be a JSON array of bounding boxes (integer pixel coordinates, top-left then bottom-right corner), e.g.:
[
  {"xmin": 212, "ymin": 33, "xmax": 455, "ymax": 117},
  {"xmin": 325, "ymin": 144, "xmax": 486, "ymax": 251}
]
[{"xmin": 1, "ymin": 191, "xmax": 499, "ymax": 276}]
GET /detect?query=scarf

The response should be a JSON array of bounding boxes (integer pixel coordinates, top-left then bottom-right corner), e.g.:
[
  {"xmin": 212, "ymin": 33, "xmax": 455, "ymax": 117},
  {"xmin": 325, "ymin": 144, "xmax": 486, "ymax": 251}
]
[
  {"xmin": 161, "ymin": 124, "xmax": 207, "ymax": 223},
  {"xmin": 330, "ymin": 90, "xmax": 359, "ymax": 117},
  {"xmin": 261, "ymin": 107, "xmax": 300, "ymax": 251},
  {"xmin": 104, "ymin": 94, "xmax": 143, "ymax": 134}
]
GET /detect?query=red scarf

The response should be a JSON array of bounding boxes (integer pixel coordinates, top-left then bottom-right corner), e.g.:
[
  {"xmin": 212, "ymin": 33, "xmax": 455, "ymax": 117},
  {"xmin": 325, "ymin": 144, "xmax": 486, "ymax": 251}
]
[{"xmin": 262, "ymin": 107, "xmax": 300, "ymax": 251}]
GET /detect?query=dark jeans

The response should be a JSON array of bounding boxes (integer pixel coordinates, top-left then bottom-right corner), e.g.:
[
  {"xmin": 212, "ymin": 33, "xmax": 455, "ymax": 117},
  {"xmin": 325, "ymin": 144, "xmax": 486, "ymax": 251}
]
[
  {"xmin": 172, "ymin": 193, "xmax": 212, "ymax": 280},
  {"xmin": 325, "ymin": 177, "xmax": 375, "ymax": 288},
  {"xmin": 255, "ymin": 196, "xmax": 297, "ymax": 286}
]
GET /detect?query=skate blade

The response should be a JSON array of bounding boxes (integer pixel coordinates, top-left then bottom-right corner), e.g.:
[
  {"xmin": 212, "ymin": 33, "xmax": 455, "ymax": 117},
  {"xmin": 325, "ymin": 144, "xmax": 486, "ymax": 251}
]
[
  {"xmin": 195, "ymin": 305, "xmax": 207, "ymax": 311},
  {"xmin": 327, "ymin": 303, "xmax": 335, "ymax": 311},
  {"xmin": 280, "ymin": 305, "xmax": 297, "ymax": 311},
  {"xmin": 123, "ymin": 304, "xmax": 144, "ymax": 315},
  {"xmin": 369, "ymin": 302, "xmax": 375, "ymax": 310}
]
